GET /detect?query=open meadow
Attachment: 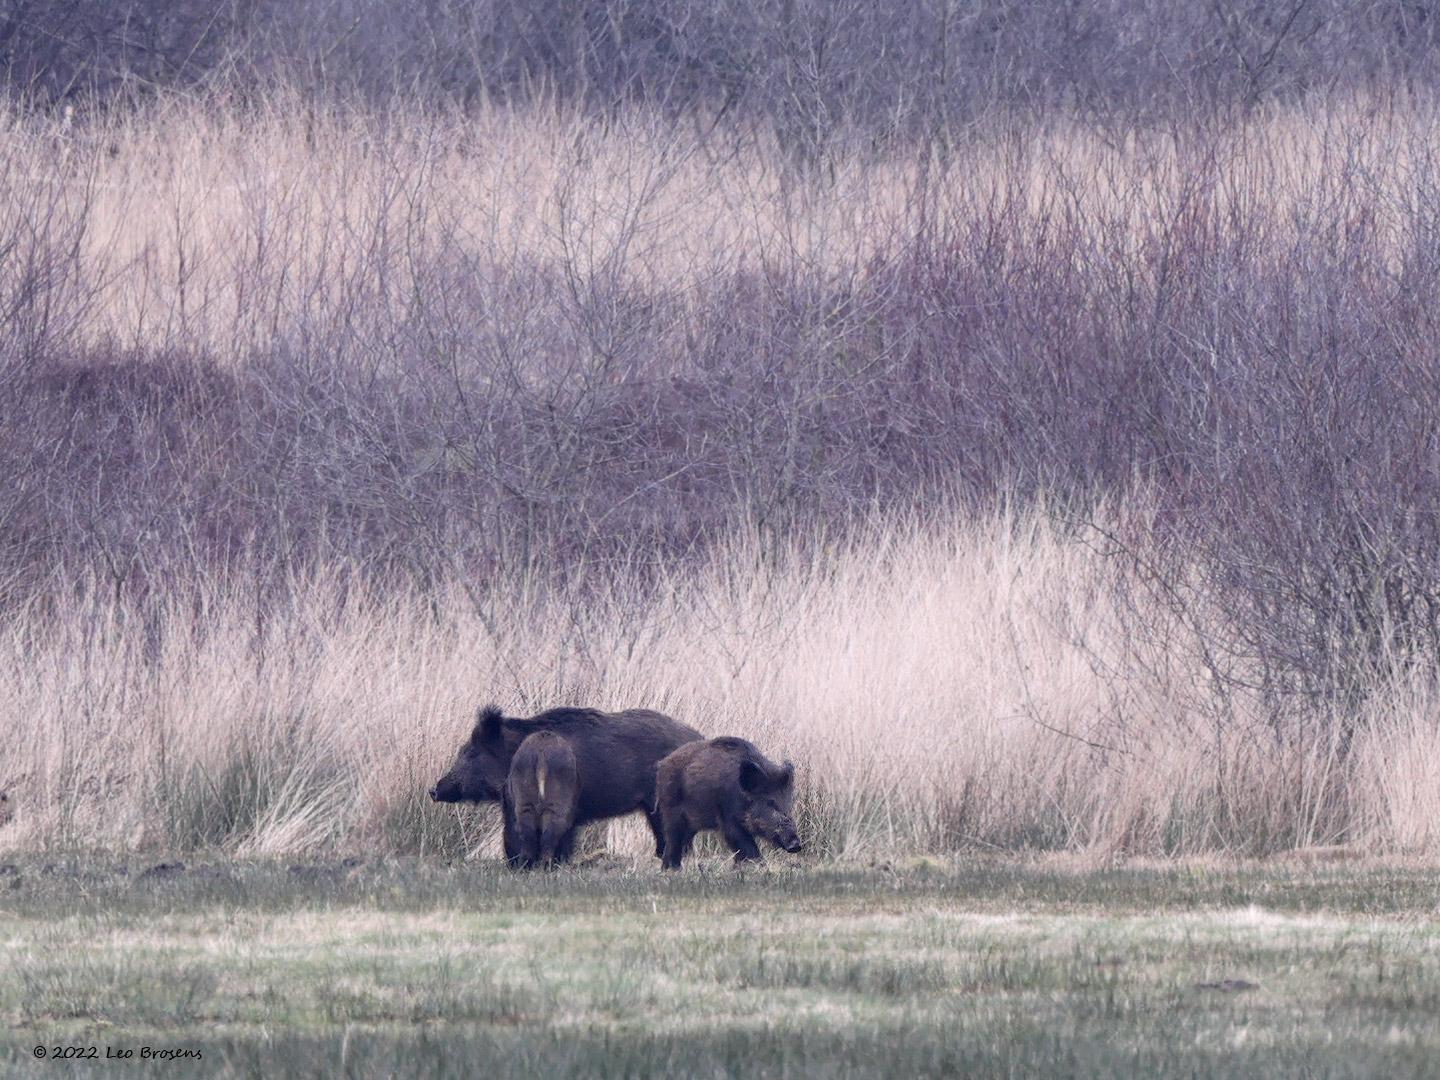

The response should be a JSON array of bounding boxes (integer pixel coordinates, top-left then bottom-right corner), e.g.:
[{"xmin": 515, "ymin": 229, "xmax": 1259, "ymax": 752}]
[{"xmin": 2, "ymin": 856, "xmax": 1440, "ymax": 1078}]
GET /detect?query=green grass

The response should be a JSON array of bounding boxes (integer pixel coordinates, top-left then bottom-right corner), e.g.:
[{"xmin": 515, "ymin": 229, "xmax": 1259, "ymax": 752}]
[{"xmin": 2, "ymin": 856, "xmax": 1439, "ymax": 1077}]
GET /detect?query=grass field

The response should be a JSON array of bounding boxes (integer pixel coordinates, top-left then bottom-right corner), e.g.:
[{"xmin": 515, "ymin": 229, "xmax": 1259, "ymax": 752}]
[{"xmin": 2, "ymin": 854, "xmax": 1439, "ymax": 1078}]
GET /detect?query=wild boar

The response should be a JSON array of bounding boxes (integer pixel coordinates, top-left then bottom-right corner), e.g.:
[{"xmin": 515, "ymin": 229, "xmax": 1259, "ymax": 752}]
[
  {"xmin": 654, "ymin": 736, "xmax": 802, "ymax": 870},
  {"xmin": 430, "ymin": 704, "xmax": 703, "ymax": 864},
  {"xmin": 505, "ymin": 731, "xmax": 580, "ymax": 869}
]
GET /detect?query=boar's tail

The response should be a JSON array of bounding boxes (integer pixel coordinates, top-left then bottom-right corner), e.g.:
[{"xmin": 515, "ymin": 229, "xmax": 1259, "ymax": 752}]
[{"xmin": 537, "ymin": 758, "xmax": 548, "ymax": 800}]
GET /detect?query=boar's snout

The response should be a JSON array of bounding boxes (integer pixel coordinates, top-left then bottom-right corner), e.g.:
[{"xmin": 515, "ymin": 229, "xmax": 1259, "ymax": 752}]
[
  {"xmin": 429, "ymin": 776, "xmax": 462, "ymax": 803},
  {"xmin": 762, "ymin": 815, "xmax": 802, "ymax": 854}
]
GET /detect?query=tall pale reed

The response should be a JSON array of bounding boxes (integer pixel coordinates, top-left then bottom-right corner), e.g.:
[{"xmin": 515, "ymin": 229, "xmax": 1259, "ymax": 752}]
[
  {"xmin": 1, "ymin": 507, "xmax": 1431, "ymax": 859},
  {"xmin": 5, "ymin": 92, "xmax": 1437, "ymax": 362}
]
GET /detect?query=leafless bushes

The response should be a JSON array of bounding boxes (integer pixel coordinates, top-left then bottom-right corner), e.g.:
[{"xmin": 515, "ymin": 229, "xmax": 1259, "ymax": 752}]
[
  {"xmin": 1, "ymin": 100, "xmax": 1439, "ymax": 704},
  {"xmin": 7, "ymin": 1, "xmax": 1440, "ymax": 135}
]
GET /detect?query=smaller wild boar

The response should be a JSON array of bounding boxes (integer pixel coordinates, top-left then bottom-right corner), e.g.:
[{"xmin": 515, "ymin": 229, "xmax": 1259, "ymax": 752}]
[
  {"xmin": 655, "ymin": 737, "xmax": 802, "ymax": 870},
  {"xmin": 505, "ymin": 732, "xmax": 580, "ymax": 869}
]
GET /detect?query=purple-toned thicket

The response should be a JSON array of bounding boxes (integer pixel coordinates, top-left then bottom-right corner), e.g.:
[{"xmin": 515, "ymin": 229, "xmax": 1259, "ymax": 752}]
[
  {"xmin": 5, "ymin": 0, "xmax": 1440, "ymax": 132},
  {"xmin": 1, "ymin": 106, "xmax": 1438, "ymax": 718}
]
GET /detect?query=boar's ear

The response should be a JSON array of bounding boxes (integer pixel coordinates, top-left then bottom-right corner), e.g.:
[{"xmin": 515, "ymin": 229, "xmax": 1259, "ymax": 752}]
[
  {"xmin": 739, "ymin": 759, "xmax": 766, "ymax": 794},
  {"xmin": 471, "ymin": 705, "xmax": 504, "ymax": 746},
  {"xmin": 776, "ymin": 761, "xmax": 795, "ymax": 789}
]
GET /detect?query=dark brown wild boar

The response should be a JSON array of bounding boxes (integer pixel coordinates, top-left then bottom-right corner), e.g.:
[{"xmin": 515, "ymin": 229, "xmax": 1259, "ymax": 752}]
[
  {"xmin": 655, "ymin": 737, "xmax": 802, "ymax": 870},
  {"xmin": 505, "ymin": 731, "xmax": 580, "ymax": 868},
  {"xmin": 429, "ymin": 704, "xmax": 703, "ymax": 865}
]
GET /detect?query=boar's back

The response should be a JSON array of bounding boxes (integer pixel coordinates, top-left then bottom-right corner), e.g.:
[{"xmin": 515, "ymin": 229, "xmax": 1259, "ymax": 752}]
[{"xmin": 503, "ymin": 707, "xmax": 701, "ymax": 825}]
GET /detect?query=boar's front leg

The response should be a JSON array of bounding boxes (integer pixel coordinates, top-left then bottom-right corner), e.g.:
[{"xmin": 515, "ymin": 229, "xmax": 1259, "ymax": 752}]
[{"xmin": 719, "ymin": 812, "xmax": 763, "ymax": 863}]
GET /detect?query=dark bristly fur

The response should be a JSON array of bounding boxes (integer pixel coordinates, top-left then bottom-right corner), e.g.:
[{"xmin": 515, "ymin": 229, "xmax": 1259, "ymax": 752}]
[
  {"xmin": 430, "ymin": 704, "xmax": 703, "ymax": 865},
  {"xmin": 655, "ymin": 737, "xmax": 802, "ymax": 870},
  {"xmin": 504, "ymin": 731, "xmax": 579, "ymax": 869}
]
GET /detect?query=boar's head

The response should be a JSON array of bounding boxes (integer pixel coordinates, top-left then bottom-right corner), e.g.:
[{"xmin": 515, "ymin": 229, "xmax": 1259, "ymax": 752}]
[
  {"xmin": 740, "ymin": 758, "xmax": 802, "ymax": 853},
  {"xmin": 429, "ymin": 706, "xmax": 512, "ymax": 804}
]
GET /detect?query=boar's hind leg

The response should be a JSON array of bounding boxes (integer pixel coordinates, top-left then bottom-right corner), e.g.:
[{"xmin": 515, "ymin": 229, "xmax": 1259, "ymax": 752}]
[
  {"xmin": 720, "ymin": 815, "xmax": 763, "ymax": 864},
  {"xmin": 502, "ymin": 799, "xmax": 527, "ymax": 868},
  {"xmin": 538, "ymin": 811, "xmax": 570, "ymax": 867},
  {"xmin": 514, "ymin": 818, "xmax": 544, "ymax": 870},
  {"xmin": 661, "ymin": 814, "xmax": 695, "ymax": 870},
  {"xmin": 644, "ymin": 806, "xmax": 669, "ymax": 858},
  {"xmin": 549, "ymin": 825, "xmax": 579, "ymax": 865}
]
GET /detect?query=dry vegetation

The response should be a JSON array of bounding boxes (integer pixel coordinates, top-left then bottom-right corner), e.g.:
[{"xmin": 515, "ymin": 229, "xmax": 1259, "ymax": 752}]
[
  {"xmin": 9, "ymin": 94, "xmax": 1439, "ymax": 357},
  {"xmin": 2, "ymin": 503, "xmax": 1440, "ymax": 860},
  {"xmin": 2, "ymin": 89, "xmax": 1440, "ymax": 860}
]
